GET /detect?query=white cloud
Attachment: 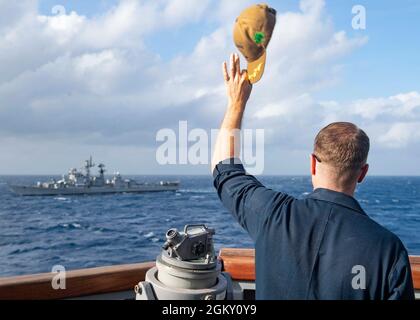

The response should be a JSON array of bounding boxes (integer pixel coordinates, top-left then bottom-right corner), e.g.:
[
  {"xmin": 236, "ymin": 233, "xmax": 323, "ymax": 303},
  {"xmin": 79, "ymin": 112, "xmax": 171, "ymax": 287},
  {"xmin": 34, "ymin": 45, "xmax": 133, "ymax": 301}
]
[
  {"xmin": 343, "ymin": 92, "xmax": 420, "ymax": 149},
  {"xmin": 350, "ymin": 91, "xmax": 420, "ymax": 120},
  {"xmin": 37, "ymin": 10, "xmax": 86, "ymax": 45},
  {"xmin": 253, "ymin": 89, "xmax": 420, "ymax": 150},
  {"xmin": 378, "ymin": 122, "xmax": 420, "ymax": 148},
  {"xmin": 254, "ymin": 94, "xmax": 315, "ymax": 120},
  {"xmin": 163, "ymin": 0, "xmax": 211, "ymax": 26},
  {"xmin": 0, "ymin": 0, "xmax": 417, "ymax": 174}
]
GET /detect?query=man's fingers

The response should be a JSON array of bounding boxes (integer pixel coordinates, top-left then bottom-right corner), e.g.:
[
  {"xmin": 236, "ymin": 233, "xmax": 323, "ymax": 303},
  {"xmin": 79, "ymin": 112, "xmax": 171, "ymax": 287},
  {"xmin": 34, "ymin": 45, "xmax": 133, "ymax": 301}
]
[
  {"xmin": 226, "ymin": 53, "xmax": 244, "ymax": 81},
  {"xmin": 230, "ymin": 53, "xmax": 236, "ymax": 79},
  {"xmin": 235, "ymin": 54, "xmax": 241, "ymax": 78},
  {"xmin": 241, "ymin": 69, "xmax": 248, "ymax": 81},
  {"xmin": 222, "ymin": 62, "xmax": 230, "ymax": 82}
]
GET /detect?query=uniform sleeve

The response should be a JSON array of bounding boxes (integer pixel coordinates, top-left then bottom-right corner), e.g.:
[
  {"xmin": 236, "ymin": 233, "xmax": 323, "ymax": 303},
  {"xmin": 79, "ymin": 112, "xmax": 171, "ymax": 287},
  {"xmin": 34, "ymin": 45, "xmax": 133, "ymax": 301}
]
[
  {"xmin": 387, "ymin": 249, "xmax": 415, "ymax": 300},
  {"xmin": 213, "ymin": 158, "xmax": 293, "ymax": 241}
]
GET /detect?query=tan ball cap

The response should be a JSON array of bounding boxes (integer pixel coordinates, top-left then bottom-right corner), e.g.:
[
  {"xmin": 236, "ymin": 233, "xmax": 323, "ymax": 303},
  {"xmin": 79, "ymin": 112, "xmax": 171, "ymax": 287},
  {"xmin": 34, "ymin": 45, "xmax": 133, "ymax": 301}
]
[{"xmin": 233, "ymin": 3, "xmax": 277, "ymax": 84}]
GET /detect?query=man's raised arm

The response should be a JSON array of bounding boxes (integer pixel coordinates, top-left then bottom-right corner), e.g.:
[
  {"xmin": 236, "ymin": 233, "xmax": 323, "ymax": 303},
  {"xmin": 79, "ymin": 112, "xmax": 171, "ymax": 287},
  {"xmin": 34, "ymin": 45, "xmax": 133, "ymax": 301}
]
[
  {"xmin": 211, "ymin": 53, "xmax": 252, "ymax": 172},
  {"xmin": 211, "ymin": 53, "xmax": 291, "ymax": 241}
]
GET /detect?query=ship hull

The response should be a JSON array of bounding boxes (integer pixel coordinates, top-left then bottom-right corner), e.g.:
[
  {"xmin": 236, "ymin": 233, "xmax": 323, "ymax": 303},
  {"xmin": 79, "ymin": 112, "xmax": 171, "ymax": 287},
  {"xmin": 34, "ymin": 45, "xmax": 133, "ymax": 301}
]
[{"xmin": 9, "ymin": 184, "xmax": 179, "ymax": 196}]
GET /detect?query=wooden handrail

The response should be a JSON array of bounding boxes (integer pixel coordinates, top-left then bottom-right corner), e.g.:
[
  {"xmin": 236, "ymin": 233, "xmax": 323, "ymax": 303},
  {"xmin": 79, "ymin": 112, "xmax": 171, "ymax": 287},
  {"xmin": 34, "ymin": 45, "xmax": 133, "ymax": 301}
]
[
  {"xmin": 0, "ymin": 249, "xmax": 418, "ymax": 299},
  {"xmin": 219, "ymin": 248, "xmax": 256, "ymax": 281},
  {"xmin": 0, "ymin": 261, "xmax": 154, "ymax": 300},
  {"xmin": 219, "ymin": 248, "xmax": 420, "ymax": 290},
  {"xmin": 409, "ymin": 256, "xmax": 420, "ymax": 290}
]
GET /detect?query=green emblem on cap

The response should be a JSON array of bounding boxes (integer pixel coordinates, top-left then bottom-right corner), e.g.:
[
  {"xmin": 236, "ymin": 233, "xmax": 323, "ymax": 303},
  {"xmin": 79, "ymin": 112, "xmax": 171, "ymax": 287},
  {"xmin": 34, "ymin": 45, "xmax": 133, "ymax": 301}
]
[{"xmin": 254, "ymin": 32, "xmax": 265, "ymax": 44}]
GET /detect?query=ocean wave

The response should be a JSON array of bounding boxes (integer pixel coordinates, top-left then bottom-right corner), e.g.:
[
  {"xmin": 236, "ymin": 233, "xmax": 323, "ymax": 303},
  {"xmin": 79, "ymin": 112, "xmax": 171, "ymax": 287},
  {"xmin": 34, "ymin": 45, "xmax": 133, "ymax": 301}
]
[
  {"xmin": 1, "ymin": 175, "xmax": 419, "ymax": 277},
  {"xmin": 190, "ymin": 195, "xmax": 206, "ymax": 200},
  {"xmin": 46, "ymin": 223, "xmax": 83, "ymax": 231},
  {"xmin": 179, "ymin": 189, "xmax": 214, "ymax": 194},
  {"xmin": 54, "ymin": 197, "xmax": 68, "ymax": 201},
  {"xmin": 89, "ymin": 226, "xmax": 113, "ymax": 233},
  {"xmin": 144, "ymin": 232, "xmax": 155, "ymax": 238},
  {"xmin": 10, "ymin": 246, "xmax": 44, "ymax": 255}
]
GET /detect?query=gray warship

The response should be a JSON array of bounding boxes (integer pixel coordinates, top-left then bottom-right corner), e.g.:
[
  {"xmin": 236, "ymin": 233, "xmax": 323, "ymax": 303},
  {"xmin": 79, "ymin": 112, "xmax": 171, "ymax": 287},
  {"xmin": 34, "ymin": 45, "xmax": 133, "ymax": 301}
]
[{"xmin": 9, "ymin": 157, "xmax": 179, "ymax": 196}]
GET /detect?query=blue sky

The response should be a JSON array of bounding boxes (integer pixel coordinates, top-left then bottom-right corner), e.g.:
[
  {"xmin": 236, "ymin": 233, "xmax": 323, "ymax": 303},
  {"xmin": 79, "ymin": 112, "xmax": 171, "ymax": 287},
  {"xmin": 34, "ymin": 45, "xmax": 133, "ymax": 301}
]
[
  {"xmin": 0, "ymin": 0, "xmax": 419, "ymax": 175},
  {"xmin": 36, "ymin": 0, "xmax": 420, "ymax": 100},
  {"xmin": 324, "ymin": 0, "xmax": 420, "ymax": 101}
]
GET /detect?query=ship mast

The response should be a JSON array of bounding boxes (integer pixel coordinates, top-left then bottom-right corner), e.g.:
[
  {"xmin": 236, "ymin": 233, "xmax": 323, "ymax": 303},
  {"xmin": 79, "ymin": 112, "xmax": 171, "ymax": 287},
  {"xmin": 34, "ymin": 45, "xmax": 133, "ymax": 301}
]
[{"xmin": 84, "ymin": 156, "xmax": 95, "ymax": 184}]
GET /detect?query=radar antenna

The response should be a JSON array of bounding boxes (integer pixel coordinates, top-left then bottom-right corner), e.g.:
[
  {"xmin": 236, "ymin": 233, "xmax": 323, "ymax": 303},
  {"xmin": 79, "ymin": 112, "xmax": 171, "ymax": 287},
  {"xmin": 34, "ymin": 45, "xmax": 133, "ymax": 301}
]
[{"xmin": 98, "ymin": 163, "xmax": 106, "ymax": 176}]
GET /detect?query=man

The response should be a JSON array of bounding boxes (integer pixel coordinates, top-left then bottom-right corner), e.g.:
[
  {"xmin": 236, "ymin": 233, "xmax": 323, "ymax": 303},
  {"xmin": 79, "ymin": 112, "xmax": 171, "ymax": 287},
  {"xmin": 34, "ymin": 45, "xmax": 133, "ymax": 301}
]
[{"xmin": 211, "ymin": 53, "xmax": 414, "ymax": 300}]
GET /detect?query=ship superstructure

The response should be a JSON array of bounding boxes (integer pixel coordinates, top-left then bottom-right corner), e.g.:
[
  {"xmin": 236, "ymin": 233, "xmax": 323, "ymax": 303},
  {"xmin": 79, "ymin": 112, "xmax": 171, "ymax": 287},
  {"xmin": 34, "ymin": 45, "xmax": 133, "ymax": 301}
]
[{"xmin": 9, "ymin": 157, "xmax": 179, "ymax": 196}]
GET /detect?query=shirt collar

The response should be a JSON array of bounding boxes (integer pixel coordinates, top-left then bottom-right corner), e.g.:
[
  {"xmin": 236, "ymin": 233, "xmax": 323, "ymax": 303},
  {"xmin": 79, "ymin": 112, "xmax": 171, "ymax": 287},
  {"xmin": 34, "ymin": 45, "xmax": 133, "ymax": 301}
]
[{"xmin": 308, "ymin": 188, "xmax": 367, "ymax": 216}]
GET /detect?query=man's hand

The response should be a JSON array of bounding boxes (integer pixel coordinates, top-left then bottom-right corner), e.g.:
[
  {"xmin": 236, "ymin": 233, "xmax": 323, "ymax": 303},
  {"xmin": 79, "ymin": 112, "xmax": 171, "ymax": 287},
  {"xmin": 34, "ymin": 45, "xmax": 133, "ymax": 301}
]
[
  {"xmin": 211, "ymin": 53, "xmax": 253, "ymax": 173},
  {"xmin": 223, "ymin": 53, "xmax": 253, "ymax": 110}
]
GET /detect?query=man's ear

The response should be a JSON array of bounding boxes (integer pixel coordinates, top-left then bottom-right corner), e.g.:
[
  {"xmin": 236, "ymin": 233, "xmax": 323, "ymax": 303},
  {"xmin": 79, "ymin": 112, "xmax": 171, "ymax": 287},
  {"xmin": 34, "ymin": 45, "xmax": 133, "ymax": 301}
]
[
  {"xmin": 358, "ymin": 164, "xmax": 369, "ymax": 183},
  {"xmin": 310, "ymin": 154, "xmax": 317, "ymax": 176}
]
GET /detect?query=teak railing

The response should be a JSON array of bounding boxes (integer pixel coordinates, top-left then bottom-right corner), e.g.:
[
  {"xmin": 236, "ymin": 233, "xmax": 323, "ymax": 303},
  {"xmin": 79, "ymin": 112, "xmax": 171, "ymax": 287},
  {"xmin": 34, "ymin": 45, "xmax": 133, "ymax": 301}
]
[
  {"xmin": 0, "ymin": 261, "xmax": 154, "ymax": 300},
  {"xmin": 219, "ymin": 248, "xmax": 420, "ymax": 289},
  {"xmin": 0, "ymin": 249, "xmax": 418, "ymax": 299}
]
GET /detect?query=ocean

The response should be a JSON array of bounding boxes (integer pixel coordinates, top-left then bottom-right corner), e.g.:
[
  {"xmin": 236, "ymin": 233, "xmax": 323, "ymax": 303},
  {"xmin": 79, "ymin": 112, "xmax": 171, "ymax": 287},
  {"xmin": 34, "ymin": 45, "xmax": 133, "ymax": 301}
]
[{"xmin": 0, "ymin": 175, "xmax": 419, "ymax": 277}]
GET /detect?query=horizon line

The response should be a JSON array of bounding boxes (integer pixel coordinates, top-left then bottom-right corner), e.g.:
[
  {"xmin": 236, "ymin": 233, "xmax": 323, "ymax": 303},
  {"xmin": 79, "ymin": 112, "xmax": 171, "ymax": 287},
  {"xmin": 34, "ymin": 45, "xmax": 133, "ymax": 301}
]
[{"xmin": 0, "ymin": 173, "xmax": 419, "ymax": 177}]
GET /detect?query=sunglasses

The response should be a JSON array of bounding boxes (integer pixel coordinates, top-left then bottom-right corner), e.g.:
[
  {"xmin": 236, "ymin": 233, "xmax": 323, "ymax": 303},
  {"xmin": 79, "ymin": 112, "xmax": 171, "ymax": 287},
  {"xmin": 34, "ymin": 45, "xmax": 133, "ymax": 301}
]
[{"xmin": 312, "ymin": 153, "xmax": 322, "ymax": 163}]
